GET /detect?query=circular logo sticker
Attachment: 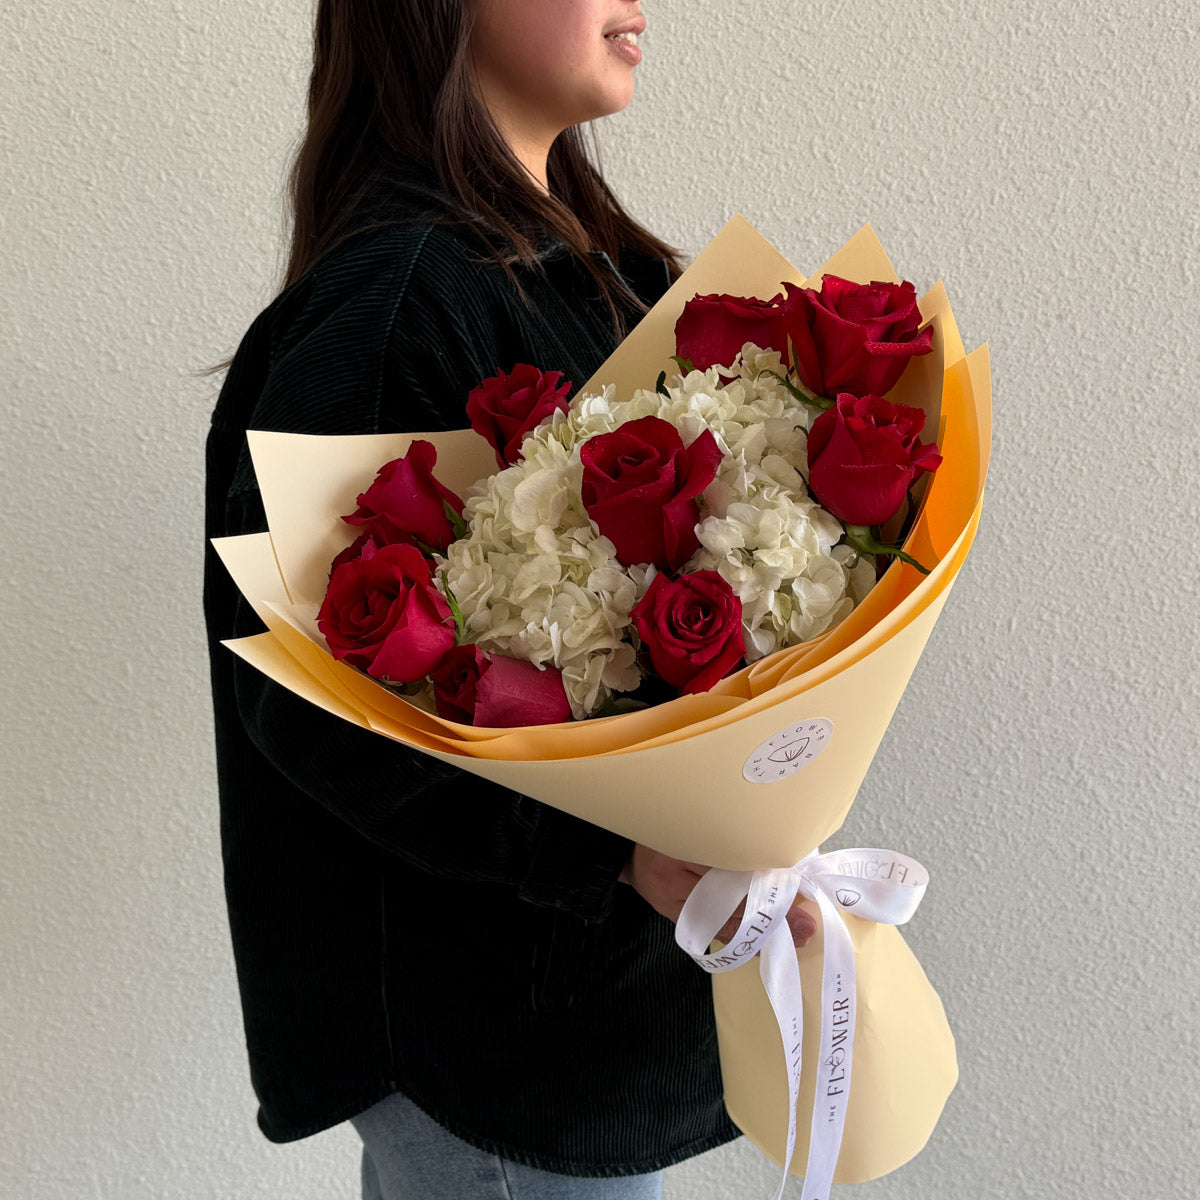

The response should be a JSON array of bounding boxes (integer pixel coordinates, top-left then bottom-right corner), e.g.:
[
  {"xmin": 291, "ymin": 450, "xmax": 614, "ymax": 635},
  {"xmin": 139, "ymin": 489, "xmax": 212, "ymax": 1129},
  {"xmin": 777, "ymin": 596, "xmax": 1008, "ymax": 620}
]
[{"xmin": 743, "ymin": 718, "xmax": 834, "ymax": 783}]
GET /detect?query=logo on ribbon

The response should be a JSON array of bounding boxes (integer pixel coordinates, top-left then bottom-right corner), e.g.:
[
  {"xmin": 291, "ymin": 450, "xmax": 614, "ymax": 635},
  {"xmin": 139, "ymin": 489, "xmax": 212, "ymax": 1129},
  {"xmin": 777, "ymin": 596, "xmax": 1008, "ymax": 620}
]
[{"xmin": 835, "ymin": 888, "xmax": 860, "ymax": 907}]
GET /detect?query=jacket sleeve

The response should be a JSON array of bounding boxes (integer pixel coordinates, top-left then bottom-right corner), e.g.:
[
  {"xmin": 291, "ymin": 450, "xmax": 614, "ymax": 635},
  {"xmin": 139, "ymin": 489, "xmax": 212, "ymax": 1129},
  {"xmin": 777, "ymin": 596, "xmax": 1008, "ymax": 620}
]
[{"xmin": 210, "ymin": 228, "xmax": 633, "ymax": 921}]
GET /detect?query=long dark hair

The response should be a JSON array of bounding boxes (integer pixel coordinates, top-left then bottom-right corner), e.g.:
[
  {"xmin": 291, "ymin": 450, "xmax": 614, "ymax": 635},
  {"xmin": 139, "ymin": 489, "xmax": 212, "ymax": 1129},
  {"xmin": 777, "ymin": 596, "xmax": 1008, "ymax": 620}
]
[{"xmin": 285, "ymin": 0, "xmax": 681, "ymax": 322}]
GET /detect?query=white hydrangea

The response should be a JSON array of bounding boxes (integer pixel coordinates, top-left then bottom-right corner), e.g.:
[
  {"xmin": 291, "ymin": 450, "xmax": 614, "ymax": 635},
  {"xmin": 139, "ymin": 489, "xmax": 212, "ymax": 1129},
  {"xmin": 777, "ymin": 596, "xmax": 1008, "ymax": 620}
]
[{"xmin": 437, "ymin": 344, "xmax": 869, "ymax": 717}]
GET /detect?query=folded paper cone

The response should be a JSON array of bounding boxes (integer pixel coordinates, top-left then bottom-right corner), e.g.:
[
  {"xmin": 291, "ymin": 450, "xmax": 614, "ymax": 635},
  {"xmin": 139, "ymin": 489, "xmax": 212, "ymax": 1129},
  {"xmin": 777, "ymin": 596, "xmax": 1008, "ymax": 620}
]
[
  {"xmin": 217, "ymin": 218, "xmax": 990, "ymax": 869},
  {"xmin": 712, "ymin": 915, "xmax": 957, "ymax": 1182}
]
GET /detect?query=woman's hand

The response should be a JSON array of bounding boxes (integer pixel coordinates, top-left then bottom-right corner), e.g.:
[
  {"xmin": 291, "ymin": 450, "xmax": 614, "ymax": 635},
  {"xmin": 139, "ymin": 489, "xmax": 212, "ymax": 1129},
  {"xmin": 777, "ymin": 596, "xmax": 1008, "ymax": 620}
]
[{"xmin": 620, "ymin": 844, "xmax": 817, "ymax": 948}]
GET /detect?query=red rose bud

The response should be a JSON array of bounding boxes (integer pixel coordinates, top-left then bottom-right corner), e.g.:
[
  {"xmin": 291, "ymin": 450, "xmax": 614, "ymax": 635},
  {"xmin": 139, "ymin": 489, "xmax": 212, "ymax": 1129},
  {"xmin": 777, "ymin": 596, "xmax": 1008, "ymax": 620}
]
[
  {"xmin": 342, "ymin": 441, "xmax": 464, "ymax": 555},
  {"xmin": 317, "ymin": 541, "xmax": 456, "ymax": 683},
  {"xmin": 432, "ymin": 645, "xmax": 571, "ymax": 727},
  {"xmin": 783, "ymin": 276, "xmax": 934, "ymax": 400},
  {"xmin": 806, "ymin": 393, "xmax": 943, "ymax": 527},
  {"xmin": 674, "ymin": 292, "xmax": 789, "ymax": 373},
  {"xmin": 631, "ymin": 570, "xmax": 745, "ymax": 695},
  {"xmin": 580, "ymin": 416, "xmax": 722, "ymax": 571},
  {"xmin": 466, "ymin": 363, "xmax": 573, "ymax": 467}
]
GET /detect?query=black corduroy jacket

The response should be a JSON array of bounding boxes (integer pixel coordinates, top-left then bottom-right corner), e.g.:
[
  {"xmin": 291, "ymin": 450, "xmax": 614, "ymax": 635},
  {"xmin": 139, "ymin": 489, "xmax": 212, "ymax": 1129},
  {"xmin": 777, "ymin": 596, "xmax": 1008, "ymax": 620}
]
[{"xmin": 203, "ymin": 179, "xmax": 739, "ymax": 1175}]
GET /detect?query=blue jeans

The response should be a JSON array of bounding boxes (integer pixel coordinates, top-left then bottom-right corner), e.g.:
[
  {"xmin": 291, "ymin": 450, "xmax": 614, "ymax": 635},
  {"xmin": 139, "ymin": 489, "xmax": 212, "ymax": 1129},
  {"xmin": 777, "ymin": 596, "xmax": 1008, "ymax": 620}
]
[{"xmin": 352, "ymin": 1091, "xmax": 664, "ymax": 1200}]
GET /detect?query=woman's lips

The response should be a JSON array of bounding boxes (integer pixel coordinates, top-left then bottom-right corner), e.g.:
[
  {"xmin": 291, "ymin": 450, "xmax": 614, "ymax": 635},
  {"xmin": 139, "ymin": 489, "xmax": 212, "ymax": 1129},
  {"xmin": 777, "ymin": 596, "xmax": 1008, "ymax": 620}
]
[
  {"xmin": 604, "ymin": 16, "xmax": 646, "ymax": 65},
  {"xmin": 604, "ymin": 30, "xmax": 643, "ymax": 65}
]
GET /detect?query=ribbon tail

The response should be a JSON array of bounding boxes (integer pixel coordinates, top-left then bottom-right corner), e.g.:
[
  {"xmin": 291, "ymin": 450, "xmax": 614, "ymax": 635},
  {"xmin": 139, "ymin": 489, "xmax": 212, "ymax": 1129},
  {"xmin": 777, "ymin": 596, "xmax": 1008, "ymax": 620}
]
[
  {"xmin": 799, "ymin": 888, "xmax": 857, "ymax": 1200},
  {"xmin": 758, "ymin": 931, "xmax": 805, "ymax": 1200}
]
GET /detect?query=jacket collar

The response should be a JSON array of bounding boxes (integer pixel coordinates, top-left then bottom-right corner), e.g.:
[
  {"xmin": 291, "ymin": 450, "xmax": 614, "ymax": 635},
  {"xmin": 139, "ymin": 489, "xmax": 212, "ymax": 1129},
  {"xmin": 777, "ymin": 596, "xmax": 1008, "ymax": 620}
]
[{"xmin": 363, "ymin": 158, "xmax": 670, "ymax": 284}]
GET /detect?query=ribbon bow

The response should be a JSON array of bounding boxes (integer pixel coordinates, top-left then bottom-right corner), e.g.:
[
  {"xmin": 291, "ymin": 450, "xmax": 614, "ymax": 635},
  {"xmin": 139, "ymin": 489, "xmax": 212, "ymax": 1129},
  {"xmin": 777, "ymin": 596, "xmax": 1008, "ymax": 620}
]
[{"xmin": 675, "ymin": 847, "xmax": 929, "ymax": 1200}]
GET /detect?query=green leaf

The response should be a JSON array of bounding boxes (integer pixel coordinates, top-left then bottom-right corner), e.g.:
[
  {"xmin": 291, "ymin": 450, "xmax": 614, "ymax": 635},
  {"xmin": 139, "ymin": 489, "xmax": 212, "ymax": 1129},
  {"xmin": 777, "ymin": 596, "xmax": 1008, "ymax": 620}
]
[
  {"xmin": 655, "ymin": 370, "xmax": 668, "ymax": 396},
  {"xmin": 765, "ymin": 370, "xmax": 833, "ymax": 412},
  {"xmin": 591, "ymin": 694, "xmax": 651, "ymax": 719},
  {"xmin": 438, "ymin": 573, "xmax": 468, "ymax": 642},
  {"xmin": 374, "ymin": 677, "xmax": 427, "ymax": 698},
  {"xmin": 843, "ymin": 525, "xmax": 932, "ymax": 576},
  {"xmin": 671, "ymin": 355, "xmax": 695, "ymax": 375},
  {"xmin": 443, "ymin": 499, "xmax": 468, "ymax": 542}
]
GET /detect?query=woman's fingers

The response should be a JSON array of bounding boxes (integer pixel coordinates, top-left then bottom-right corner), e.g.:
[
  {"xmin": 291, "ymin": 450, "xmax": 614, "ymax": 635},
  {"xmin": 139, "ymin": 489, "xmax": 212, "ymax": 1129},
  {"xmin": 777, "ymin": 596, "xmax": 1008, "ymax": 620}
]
[
  {"xmin": 621, "ymin": 844, "xmax": 708, "ymax": 923},
  {"xmin": 623, "ymin": 845, "xmax": 818, "ymax": 948},
  {"xmin": 786, "ymin": 902, "xmax": 817, "ymax": 947},
  {"xmin": 713, "ymin": 898, "xmax": 816, "ymax": 949}
]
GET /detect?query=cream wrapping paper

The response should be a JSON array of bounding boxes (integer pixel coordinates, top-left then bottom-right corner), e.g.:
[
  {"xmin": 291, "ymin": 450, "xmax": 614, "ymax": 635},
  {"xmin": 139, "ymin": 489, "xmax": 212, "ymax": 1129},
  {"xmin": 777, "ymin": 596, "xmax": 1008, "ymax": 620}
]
[
  {"xmin": 215, "ymin": 218, "xmax": 990, "ymax": 1187},
  {"xmin": 675, "ymin": 848, "xmax": 952, "ymax": 1196},
  {"xmin": 713, "ymin": 897, "xmax": 957, "ymax": 1183}
]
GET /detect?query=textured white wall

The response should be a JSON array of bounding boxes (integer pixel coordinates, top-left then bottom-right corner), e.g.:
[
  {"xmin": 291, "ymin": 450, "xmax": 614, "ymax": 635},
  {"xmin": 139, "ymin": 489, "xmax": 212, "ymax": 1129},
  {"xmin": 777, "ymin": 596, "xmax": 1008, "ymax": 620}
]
[{"xmin": 2, "ymin": 2, "xmax": 1196, "ymax": 1198}]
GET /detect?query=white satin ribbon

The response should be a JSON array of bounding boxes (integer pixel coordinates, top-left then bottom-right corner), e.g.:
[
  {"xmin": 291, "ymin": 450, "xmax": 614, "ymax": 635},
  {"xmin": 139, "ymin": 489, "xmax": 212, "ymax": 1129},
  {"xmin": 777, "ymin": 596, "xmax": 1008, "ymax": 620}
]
[{"xmin": 675, "ymin": 848, "xmax": 929, "ymax": 1200}]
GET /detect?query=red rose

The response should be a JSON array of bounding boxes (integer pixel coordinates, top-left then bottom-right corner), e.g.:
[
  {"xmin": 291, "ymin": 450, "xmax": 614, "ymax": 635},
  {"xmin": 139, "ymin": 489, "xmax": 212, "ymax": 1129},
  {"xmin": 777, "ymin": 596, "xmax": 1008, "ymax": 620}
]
[
  {"xmin": 431, "ymin": 645, "xmax": 571, "ymax": 727},
  {"xmin": 317, "ymin": 541, "xmax": 456, "ymax": 683},
  {"xmin": 631, "ymin": 571, "xmax": 745, "ymax": 695},
  {"xmin": 783, "ymin": 275, "xmax": 934, "ymax": 399},
  {"xmin": 674, "ymin": 292, "xmax": 789, "ymax": 372},
  {"xmin": 343, "ymin": 441, "xmax": 464, "ymax": 555},
  {"xmin": 466, "ymin": 363, "xmax": 573, "ymax": 467},
  {"xmin": 580, "ymin": 416, "xmax": 723, "ymax": 571},
  {"xmin": 806, "ymin": 393, "xmax": 943, "ymax": 527}
]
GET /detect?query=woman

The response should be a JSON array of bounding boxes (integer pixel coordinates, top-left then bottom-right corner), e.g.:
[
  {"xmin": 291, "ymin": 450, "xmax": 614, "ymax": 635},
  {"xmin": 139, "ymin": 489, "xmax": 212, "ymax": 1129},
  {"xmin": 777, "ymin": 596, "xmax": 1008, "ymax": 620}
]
[{"xmin": 204, "ymin": 3, "xmax": 814, "ymax": 1196}]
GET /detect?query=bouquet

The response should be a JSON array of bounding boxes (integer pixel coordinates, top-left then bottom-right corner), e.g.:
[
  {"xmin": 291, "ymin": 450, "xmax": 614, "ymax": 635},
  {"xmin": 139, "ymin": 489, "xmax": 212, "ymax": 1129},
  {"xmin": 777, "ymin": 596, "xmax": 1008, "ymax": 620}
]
[{"xmin": 214, "ymin": 217, "xmax": 991, "ymax": 1196}]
